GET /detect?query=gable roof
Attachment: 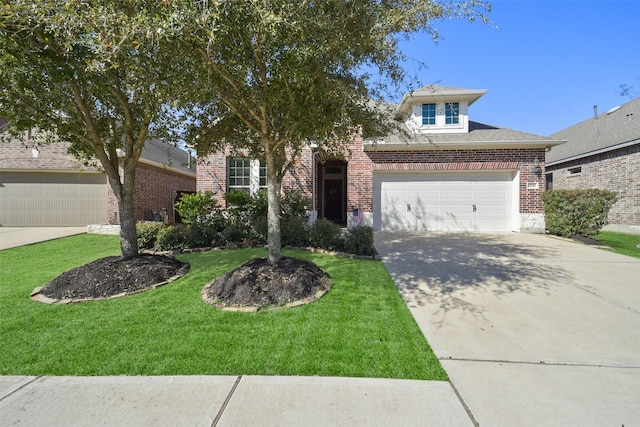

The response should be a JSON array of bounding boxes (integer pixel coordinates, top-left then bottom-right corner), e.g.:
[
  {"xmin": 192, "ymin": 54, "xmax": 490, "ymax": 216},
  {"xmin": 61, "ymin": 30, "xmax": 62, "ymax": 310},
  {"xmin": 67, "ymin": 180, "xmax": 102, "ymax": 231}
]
[
  {"xmin": 546, "ymin": 97, "xmax": 640, "ymax": 165},
  {"xmin": 365, "ymin": 119, "xmax": 564, "ymax": 150}
]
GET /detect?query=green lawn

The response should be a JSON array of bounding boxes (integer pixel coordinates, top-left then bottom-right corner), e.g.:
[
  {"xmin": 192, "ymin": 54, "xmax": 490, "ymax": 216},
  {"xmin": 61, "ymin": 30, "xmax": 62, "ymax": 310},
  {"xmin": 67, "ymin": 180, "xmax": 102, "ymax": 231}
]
[
  {"xmin": 0, "ymin": 234, "xmax": 446, "ymax": 380},
  {"xmin": 595, "ymin": 231, "xmax": 640, "ymax": 259}
]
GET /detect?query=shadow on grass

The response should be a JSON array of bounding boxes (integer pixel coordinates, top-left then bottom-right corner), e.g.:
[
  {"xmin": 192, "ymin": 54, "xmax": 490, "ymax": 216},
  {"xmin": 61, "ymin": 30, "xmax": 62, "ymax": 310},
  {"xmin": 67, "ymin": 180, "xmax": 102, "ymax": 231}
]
[{"xmin": 375, "ymin": 232, "xmax": 573, "ymax": 324}]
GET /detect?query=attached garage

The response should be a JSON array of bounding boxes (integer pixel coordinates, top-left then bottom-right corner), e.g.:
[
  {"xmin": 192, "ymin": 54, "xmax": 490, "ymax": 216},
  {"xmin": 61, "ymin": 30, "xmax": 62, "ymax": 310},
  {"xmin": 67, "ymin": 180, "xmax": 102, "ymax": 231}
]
[
  {"xmin": 373, "ymin": 171, "xmax": 518, "ymax": 232},
  {"xmin": 0, "ymin": 171, "xmax": 107, "ymax": 226}
]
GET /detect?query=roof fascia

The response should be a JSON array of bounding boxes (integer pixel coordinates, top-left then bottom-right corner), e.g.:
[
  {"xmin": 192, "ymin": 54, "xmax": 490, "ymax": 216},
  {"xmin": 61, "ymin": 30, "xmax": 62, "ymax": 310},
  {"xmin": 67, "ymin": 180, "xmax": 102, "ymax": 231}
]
[
  {"xmin": 364, "ymin": 139, "xmax": 565, "ymax": 151},
  {"xmin": 137, "ymin": 157, "xmax": 196, "ymax": 178}
]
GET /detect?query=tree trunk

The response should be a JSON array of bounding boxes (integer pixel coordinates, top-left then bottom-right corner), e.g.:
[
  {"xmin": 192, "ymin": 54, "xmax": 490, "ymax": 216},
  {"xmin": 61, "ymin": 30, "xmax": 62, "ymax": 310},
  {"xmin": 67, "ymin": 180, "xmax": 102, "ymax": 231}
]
[
  {"xmin": 265, "ymin": 156, "xmax": 282, "ymax": 264},
  {"xmin": 107, "ymin": 173, "xmax": 139, "ymax": 260}
]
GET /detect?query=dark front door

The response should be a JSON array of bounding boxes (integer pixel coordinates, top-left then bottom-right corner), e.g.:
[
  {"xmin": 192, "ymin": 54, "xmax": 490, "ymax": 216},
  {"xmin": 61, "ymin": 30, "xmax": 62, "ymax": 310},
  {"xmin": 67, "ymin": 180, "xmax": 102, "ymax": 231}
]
[{"xmin": 324, "ymin": 179, "xmax": 344, "ymax": 223}]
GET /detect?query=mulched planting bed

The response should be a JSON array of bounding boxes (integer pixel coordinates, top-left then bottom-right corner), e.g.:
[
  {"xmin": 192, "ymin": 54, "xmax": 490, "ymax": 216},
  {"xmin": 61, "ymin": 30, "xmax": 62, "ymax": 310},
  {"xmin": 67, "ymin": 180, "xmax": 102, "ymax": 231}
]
[
  {"xmin": 203, "ymin": 257, "xmax": 332, "ymax": 312},
  {"xmin": 32, "ymin": 254, "xmax": 190, "ymax": 303}
]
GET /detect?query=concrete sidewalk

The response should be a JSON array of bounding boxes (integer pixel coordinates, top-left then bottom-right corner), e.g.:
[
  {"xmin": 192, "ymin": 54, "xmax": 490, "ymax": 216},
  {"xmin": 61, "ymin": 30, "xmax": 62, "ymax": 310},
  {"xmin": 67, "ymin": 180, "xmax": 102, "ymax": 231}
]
[
  {"xmin": 0, "ymin": 375, "xmax": 473, "ymax": 426},
  {"xmin": 0, "ymin": 227, "xmax": 87, "ymax": 250}
]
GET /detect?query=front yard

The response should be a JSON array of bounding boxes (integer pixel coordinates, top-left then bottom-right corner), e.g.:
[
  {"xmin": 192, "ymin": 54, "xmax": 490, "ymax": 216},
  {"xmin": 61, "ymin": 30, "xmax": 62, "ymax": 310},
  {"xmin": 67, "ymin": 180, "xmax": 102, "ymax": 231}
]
[{"xmin": 0, "ymin": 234, "xmax": 446, "ymax": 380}]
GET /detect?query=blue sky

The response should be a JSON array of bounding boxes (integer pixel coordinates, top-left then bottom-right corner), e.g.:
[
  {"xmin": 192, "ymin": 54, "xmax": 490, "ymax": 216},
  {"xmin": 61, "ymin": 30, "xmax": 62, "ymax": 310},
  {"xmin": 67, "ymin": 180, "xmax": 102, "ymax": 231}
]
[{"xmin": 394, "ymin": 0, "xmax": 640, "ymax": 137}]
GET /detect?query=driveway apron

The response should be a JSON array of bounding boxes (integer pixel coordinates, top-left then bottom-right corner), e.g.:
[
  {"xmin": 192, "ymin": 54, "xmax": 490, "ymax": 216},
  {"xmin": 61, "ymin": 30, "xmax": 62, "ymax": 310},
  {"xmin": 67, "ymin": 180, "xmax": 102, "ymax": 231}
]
[{"xmin": 375, "ymin": 231, "xmax": 640, "ymax": 427}]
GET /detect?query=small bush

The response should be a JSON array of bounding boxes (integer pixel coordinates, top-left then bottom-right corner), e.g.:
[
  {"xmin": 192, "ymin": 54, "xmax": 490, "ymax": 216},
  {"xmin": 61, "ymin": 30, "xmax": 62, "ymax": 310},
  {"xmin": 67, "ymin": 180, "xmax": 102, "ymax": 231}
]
[
  {"xmin": 186, "ymin": 222, "xmax": 221, "ymax": 248},
  {"xmin": 542, "ymin": 189, "xmax": 618, "ymax": 238},
  {"xmin": 136, "ymin": 221, "xmax": 164, "ymax": 249},
  {"xmin": 281, "ymin": 189, "xmax": 309, "ymax": 220},
  {"xmin": 282, "ymin": 216, "xmax": 310, "ymax": 247},
  {"xmin": 224, "ymin": 189, "xmax": 251, "ymax": 207},
  {"xmin": 220, "ymin": 222, "xmax": 248, "ymax": 244},
  {"xmin": 155, "ymin": 225, "xmax": 188, "ymax": 251},
  {"xmin": 175, "ymin": 191, "xmax": 221, "ymax": 225},
  {"xmin": 310, "ymin": 218, "xmax": 344, "ymax": 251},
  {"xmin": 345, "ymin": 225, "xmax": 374, "ymax": 255}
]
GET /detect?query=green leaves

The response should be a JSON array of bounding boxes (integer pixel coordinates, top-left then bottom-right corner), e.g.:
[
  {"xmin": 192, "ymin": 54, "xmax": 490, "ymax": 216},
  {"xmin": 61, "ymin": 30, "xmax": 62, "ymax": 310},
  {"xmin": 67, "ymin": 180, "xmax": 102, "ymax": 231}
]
[{"xmin": 542, "ymin": 189, "xmax": 619, "ymax": 238}]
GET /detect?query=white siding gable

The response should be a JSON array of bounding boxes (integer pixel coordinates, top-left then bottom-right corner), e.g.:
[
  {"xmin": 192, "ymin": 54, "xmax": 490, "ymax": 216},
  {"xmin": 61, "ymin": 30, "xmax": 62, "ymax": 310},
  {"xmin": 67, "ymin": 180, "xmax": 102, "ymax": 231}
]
[{"xmin": 405, "ymin": 101, "xmax": 470, "ymax": 134}]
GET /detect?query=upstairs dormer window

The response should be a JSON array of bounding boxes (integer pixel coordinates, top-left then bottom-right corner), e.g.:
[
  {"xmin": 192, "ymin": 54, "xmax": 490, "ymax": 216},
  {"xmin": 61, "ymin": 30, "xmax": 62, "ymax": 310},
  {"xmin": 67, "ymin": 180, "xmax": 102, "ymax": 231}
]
[
  {"xmin": 445, "ymin": 102, "xmax": 459, "ymax": 124},
  {"xmin": 421, "ymin": 103, "xmax": 436, "ymax": 125}
]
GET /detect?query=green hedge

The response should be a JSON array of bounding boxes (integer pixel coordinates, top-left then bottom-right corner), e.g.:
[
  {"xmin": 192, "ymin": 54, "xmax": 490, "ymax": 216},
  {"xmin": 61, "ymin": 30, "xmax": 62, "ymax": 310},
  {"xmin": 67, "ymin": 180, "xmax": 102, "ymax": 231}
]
[{"xmin": 542, "ymin": 189, "xmax": 618, "ymax": 238}]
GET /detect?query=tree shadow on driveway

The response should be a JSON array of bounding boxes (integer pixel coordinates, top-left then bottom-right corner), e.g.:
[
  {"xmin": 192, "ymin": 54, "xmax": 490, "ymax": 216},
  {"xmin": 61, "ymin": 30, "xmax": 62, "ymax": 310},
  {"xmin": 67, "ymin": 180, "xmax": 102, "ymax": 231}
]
[{"xmin": 375, "ymin": 232, "xmax": 574, "ymax": 325}]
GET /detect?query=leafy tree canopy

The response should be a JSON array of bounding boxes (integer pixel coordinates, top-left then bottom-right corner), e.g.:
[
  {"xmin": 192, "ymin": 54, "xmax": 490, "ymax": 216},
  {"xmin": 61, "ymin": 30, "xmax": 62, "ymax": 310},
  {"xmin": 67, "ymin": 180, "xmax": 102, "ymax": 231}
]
[
  {"xmin": 0, "ymin": 0, "xmax": 194, "ymax": 258},
  {"xmin": 169, "ymin": 0, "xmax": 491, "ymax": 262}
]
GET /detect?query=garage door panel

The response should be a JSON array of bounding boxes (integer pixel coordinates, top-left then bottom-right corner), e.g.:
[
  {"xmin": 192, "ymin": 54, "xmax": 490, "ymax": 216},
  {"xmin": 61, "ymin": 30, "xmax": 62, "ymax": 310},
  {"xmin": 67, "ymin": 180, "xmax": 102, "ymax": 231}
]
[
  {"xmin": 442, "ymin": 189, "xmax": 473, "ymax": 201},
  {"xmin": 409, "ymin": 189, "xmax": 440, "ymax": 201},
  {"xmin": 412, "ymin": 204, "xmax": 441, "ymax": 215},
  {"xmin": 478, "ymin": 204, "xmax": 509, "ymax": 215},
  {"xmin": 476, "ymin": 219, "xmax": 509, "ymax": 232},
  {"xmin": 374, "ymin": 171, "xmax": 515, "ymax": 232},
  {"xmin": 0, "ymin": 172, "xmax": 107, "ymax": 226},
  {"xmin": 442, "ymin": 218, "xmax": 474, "ymax": 232},
  {"xmin": 442, "ymin": 204, "xmax": 473, "ymax": 214}
]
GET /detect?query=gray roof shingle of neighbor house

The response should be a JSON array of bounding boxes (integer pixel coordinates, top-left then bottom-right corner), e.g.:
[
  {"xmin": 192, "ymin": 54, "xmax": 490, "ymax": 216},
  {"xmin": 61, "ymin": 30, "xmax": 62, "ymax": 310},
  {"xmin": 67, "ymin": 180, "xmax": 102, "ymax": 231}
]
[
  {"xmin": 547, "ymin": 97, "xmax": 640, "ymax": 164},
  {"xmin": 140, "ymin": 138, "xmax": 196, "ymax": 176}
]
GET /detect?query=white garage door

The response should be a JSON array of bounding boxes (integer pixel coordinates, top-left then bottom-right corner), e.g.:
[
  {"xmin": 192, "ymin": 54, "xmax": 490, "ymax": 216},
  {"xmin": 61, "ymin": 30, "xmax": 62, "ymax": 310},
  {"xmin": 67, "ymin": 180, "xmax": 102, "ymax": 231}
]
[
  {"xmin": 0, "ymin": 172, "xmax": 107, "ymax": 226},
  {"xmin": 374, "ymin": 171, "xmax": 516, "ymax": 232}
]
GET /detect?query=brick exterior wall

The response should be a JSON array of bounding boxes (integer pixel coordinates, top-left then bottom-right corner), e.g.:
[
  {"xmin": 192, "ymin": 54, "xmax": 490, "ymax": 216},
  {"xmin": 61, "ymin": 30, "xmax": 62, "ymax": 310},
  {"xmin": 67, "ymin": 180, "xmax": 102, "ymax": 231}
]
[
  {"xmin": 546, "ymin": 144, "xmax": 640, "ymax": 225},
  {"xmin": 0, "ymin": 138, "xmax": 99, "ymax": 171},
  {"xmin": 106, "ymin": 162, "xmax": 196, "ymax": 224},
  {"xmin": 197, "ymin": 136, "xmax": 547, "ymax": 223}
]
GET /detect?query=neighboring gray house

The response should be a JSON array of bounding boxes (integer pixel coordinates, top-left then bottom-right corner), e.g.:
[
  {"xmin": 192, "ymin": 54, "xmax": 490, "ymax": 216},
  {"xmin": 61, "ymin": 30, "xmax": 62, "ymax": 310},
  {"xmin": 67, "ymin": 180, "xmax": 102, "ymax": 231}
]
[{"xmin": 546, "ymin": 97, "xmax": 640, "ymax": 226}]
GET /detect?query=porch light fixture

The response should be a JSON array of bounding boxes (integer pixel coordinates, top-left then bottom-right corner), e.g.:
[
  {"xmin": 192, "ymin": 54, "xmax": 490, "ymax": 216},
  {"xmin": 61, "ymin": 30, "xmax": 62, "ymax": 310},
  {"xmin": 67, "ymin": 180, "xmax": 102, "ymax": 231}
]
[{"xmin": 530, "ymin": 157, "xmax": 542, "ymax": 175}]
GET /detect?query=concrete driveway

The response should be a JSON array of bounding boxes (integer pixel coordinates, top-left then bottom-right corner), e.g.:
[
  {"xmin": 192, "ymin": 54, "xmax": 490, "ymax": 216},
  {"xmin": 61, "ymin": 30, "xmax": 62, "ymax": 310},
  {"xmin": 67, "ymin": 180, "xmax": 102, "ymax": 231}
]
[
  {"xmin": 375, "ymin": 231, "xmax": 640, "ymax": 427},
  {"xmin": 0, "ymin": 227, "xmax": 87, "ymax": 250}
]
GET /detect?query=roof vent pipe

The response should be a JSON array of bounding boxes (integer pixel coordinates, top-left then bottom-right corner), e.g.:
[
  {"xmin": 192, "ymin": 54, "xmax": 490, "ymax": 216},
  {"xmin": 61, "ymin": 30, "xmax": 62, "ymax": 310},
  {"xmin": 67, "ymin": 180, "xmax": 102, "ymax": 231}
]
[{"xmin": 593, "ymin": 105, "xmax": 598, "ymax": 120}]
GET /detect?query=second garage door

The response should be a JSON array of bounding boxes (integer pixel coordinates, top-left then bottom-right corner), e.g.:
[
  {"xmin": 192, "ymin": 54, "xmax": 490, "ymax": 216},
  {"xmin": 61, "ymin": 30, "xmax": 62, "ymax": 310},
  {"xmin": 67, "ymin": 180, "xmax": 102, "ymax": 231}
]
[
  {"xmin": 0, "ymin": 171, "xmax": 107, "ymax": 226},
  {"xmin": 374, "ymin": 171, "xmax": 516, "ymax": 232}
]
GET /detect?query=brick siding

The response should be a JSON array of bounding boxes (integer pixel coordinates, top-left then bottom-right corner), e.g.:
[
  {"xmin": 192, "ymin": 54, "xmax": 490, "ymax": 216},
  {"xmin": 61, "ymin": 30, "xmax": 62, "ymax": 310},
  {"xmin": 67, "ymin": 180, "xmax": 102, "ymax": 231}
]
[
  {"xmin": 197, "ymin": 135, "xmax": 547, "ymax": 218},
  {"xmin": 546, "ymin": 144, "xmax": 640, "ymax": 225},
  {"xmin": 106, "ymin": 162, "xmax": 196, "ymax": 224}
]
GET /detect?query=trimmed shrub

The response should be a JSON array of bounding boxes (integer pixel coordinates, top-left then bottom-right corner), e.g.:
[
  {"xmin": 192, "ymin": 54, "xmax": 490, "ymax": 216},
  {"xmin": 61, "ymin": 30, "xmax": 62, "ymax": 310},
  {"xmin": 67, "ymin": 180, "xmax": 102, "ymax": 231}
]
[
  {"xmin": 282, "ymin": 216, "xmax": 310, "ymax": 247},
  {"xmin": 542, "ymin": 189, "xmax": 618, "ymax": 238},
  {"xmin": 224, "ymin": 189, "xmax": 251, "ymax": 208},
  {"xmin": 345, "ymin": 225, "xmax": 374, "ymax": 255},
  {"xmin": 155, "ymin": 225, "xmax": 188, "ymax": 251},
  {"xmin": 136, "ymin": 221, "xmax": 164, "ymax": 249},
  {"xmin": 175, "ymin": 191, "xmax": 221, "ymax": 225},
  {"xmin": 186, "ymin": 222, "xmax": 221, "ymax": 248},
  {"xmin": 281, "ymin": 189, "xmax": 309, "ymax": 219},
  {"xmin": 310, "ymin": 218, "xmax": 344, "ymax": 251},
  {"xmin": 220, "ymin": 222, "xmax": 248, "ymax": 244}
]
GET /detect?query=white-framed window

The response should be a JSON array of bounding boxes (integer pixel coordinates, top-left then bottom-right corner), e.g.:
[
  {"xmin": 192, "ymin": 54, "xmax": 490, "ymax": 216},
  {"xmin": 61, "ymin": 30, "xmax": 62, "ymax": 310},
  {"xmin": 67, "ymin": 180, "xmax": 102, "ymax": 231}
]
[
  {"xmin": 445, "ymin": 102, "xmax": 459, "ymax": 124},
  {"xmin": 228, "ymin": 158, "xmax": 267, "ymax": 194},
  {"xmin": 422, "ymin": 103, "xmax": 436, "ymax": 125}
]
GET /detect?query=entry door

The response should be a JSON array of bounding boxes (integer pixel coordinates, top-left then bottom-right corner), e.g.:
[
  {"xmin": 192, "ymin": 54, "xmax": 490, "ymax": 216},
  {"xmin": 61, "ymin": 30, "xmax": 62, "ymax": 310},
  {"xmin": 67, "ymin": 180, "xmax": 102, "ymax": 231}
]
[{"xmin": 324, "ymin": 179, "xmax": 344, "ymax": 223}]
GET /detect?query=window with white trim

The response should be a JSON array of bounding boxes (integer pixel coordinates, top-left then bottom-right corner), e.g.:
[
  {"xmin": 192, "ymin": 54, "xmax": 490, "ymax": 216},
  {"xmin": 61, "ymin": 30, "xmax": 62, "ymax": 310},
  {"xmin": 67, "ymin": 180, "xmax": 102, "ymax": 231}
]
[
  {"xmin": 421, "ymin": 103, "xmax": 436, "ymax": 125},
  {"xmin": 445, "ymin": 102, "xmax": 459, "ymax": 124},
  {"xmin": 228, "ymin": 158, "xmax": 267, "ymax": 194}
]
